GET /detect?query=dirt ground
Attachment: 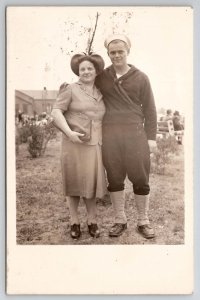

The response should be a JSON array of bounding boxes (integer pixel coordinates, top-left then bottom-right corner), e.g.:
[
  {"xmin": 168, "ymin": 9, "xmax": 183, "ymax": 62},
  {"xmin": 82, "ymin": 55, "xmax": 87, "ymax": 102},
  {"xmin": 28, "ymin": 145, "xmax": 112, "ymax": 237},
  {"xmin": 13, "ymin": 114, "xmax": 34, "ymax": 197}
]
[{"xmin": 16, "ymin": 134, "xmax": 184, "ymax": 245}]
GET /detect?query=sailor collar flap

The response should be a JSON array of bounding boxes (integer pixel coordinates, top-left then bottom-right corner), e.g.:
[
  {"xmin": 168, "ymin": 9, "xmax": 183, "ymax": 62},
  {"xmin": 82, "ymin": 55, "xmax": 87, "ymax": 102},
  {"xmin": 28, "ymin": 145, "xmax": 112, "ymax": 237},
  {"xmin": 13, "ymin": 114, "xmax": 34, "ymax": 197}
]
[
  {"xmin": 106, "ymin": 65, "xmax": 143, "ymax": 116},
  {"xmin": 107, "ymin": 64, "xmax": 138, "ymax": 82}
]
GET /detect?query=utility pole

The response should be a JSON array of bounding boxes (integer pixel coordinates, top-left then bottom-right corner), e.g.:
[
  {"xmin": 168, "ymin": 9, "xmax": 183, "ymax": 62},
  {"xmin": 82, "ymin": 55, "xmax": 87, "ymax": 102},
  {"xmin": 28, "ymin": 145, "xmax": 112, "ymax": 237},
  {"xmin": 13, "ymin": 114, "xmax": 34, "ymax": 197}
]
[{"xmin": 42, "ymin": 87, "xmax": 47, "ymax": 113}]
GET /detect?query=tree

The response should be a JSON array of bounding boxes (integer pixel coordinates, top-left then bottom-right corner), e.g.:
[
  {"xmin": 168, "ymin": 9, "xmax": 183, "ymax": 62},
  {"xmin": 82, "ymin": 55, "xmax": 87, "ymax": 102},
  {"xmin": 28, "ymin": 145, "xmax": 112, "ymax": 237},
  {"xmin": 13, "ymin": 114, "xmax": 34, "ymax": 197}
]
[
  {"xmin": 58, "ymin": 10, "xmax": 134, "ymax": 56},
  {"xmin": 42, "ymin": 9, "xmax": 135, "ymax": 86}
]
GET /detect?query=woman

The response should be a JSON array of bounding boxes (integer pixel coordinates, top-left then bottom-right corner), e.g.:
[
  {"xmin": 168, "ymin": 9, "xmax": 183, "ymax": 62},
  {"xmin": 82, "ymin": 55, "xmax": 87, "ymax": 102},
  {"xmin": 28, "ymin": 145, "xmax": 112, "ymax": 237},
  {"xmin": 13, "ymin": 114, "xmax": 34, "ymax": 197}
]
[{"xmin": 51, "ymin": 53, "xmax": 107, "ymax": 239}]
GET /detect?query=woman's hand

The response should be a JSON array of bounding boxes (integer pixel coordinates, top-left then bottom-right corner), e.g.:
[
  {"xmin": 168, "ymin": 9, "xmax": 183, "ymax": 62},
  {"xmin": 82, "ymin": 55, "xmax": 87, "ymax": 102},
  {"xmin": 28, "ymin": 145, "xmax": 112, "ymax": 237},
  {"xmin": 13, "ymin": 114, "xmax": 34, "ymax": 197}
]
[
  {"xmin": 51, "ymin": 109, "xmax": 85, "ymax": 144},
  {"xmin": 68, "ymin": 131, "xmax": 85, "ymax": 143}
]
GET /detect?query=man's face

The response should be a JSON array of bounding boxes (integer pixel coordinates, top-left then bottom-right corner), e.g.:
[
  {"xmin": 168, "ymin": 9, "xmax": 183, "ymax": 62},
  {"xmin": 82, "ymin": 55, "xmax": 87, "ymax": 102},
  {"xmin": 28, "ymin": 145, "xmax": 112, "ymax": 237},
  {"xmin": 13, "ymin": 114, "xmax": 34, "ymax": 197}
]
[{"xmin": 107, "ymin": 41, "xmax": 129, "ymax": 68}]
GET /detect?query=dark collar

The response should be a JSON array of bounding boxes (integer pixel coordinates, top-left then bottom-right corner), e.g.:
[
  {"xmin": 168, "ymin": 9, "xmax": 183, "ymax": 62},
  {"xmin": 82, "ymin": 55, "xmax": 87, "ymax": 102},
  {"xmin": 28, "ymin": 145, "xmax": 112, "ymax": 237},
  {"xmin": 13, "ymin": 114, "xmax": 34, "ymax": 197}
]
[{"xmin": 106, "ymin": 64, "xmax": 138, "ymax": 81}]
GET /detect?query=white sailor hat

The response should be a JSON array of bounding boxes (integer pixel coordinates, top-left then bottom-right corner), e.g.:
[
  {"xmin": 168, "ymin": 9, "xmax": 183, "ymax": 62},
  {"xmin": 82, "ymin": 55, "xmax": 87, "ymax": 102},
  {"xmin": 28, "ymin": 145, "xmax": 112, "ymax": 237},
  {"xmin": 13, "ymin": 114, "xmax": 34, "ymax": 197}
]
[{"xmin": 104, "ymin": 34, "xmax": 131, "ymax": 49}]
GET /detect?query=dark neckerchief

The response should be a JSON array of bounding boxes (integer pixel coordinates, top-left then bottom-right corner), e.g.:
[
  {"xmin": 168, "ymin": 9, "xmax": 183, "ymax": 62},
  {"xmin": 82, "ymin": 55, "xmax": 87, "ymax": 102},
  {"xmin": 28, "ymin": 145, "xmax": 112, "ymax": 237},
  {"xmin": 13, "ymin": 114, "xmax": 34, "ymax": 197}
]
[{"xmin": 105, "ymin": 65, "xmax": 143, "ymax": 116}]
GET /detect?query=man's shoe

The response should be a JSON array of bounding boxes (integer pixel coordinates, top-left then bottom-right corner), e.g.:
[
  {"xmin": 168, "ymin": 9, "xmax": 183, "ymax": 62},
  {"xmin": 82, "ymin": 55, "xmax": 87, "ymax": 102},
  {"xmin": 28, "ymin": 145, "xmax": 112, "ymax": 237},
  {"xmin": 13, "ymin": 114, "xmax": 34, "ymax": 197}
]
[
  {"xmin": 109, "ymin": 223, "xmax": 127, "ymax": 237},
  {"xmin": 88, "ymin": 224, "xmax": 100, "ymax": 238},
  {"xmin": 137, "ymin": 224, "xmax": 155, "ymax": 239},
  {"xmin": 70, "ymin": 224, "xmax": 81, "ymax": 239}
]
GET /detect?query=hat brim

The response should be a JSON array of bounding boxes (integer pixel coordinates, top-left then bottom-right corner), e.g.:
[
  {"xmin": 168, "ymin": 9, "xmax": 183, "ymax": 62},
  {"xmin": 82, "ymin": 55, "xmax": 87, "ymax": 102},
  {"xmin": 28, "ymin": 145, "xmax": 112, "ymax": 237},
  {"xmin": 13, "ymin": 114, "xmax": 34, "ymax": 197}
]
[
  {"xmin": 104, "ymin": 34, "xmax": 131, "ymax": 49},
  {"xmin": 70, "ymin": 53, "xmax": 105, "ymax": 76}
]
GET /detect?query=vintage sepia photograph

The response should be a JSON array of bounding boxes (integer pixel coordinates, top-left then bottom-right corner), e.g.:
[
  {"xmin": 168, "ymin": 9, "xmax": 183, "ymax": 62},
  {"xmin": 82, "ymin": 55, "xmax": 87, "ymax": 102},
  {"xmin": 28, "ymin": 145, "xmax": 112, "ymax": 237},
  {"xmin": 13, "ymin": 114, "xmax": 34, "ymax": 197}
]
[{"xmin": 6, "ymin": 6, "xmax": 193, "ymax": 294}]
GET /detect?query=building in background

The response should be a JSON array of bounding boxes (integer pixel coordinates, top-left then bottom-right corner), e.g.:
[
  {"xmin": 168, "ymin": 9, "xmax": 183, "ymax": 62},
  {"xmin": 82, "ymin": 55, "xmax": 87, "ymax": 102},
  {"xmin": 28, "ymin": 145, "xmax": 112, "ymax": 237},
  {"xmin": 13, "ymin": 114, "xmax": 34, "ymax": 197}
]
[{"xmin": 15, "ymin": 87, "xmax": 58, "ymax": 116}]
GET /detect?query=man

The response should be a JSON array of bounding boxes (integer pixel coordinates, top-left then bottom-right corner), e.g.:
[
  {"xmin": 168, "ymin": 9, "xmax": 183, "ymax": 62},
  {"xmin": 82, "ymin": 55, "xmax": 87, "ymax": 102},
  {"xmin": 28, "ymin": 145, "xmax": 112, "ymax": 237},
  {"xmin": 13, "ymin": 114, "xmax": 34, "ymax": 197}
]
[
  {"xmin": 163, "ymin": 109, "xmax": 173, "ymax": 121},
  {"xmin": 96, "ymin": 34, "xmax": 157, "ymax": 239}
]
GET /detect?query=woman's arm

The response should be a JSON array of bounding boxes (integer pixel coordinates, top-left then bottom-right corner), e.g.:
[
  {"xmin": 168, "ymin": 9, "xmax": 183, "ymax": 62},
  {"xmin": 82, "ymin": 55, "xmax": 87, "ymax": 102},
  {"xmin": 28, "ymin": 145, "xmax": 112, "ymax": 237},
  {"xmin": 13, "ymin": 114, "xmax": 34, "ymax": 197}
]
[{"xmin": 51, "ymin": 108, "xmax": 84, "ymax": 143}]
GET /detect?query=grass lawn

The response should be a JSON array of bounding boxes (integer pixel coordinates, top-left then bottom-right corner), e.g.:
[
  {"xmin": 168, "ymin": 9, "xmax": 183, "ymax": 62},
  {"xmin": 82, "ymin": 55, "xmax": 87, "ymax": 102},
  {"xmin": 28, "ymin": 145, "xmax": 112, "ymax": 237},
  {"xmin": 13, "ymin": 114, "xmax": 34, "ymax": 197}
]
[{"xmin": 16, "ymin": 134, "xmax": 184, "ymax": 245}]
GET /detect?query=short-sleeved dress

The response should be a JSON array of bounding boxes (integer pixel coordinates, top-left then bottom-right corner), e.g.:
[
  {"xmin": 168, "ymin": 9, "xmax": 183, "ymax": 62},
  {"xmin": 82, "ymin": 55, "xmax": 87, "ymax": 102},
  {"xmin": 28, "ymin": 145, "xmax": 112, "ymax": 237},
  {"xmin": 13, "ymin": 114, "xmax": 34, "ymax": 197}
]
[{"xmin": 53, "ymin": 80, "xmax": 107, "ymax": 199}]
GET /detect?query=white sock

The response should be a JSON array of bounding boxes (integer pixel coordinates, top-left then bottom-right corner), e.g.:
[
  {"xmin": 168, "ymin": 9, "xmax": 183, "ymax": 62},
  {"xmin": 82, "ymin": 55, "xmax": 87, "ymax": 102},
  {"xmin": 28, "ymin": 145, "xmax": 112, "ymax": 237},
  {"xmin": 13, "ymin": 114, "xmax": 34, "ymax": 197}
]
[
  {"xmin": 110, "ymin": 191, "xmax": 127, "ymax": 224},
  {"xmin": 134, "ymin": 194, "xmax": 150, "ymax": 226}
]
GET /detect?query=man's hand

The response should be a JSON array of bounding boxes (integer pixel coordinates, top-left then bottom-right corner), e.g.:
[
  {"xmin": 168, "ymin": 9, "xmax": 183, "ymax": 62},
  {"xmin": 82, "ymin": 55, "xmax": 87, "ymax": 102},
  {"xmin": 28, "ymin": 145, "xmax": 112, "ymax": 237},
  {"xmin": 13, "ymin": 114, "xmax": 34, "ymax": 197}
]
[{"xmin": 148, "ymin": 140, "xmax": 157, "ymax": 154}]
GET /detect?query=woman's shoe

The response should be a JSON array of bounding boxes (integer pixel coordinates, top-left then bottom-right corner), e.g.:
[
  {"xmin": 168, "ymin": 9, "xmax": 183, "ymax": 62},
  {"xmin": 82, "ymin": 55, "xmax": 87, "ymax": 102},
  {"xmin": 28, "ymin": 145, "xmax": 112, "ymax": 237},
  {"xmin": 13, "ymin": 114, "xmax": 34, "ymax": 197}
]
[
  {"xmin": 88, "ymin": 223, "xmax": 100, "ymax": 238},
  {"xmin": 70, "ymin": 224, "xmax": 81, "ymax": 239}
]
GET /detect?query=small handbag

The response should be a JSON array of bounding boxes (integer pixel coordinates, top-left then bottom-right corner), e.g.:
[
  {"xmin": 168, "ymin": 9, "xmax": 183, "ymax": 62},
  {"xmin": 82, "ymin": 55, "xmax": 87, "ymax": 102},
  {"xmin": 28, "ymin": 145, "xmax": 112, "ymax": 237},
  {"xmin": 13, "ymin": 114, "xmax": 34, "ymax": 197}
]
[
  {"xmin": 52, "ymin": 111, "xmax": 92, "ymax": 142},
  {"xmin": 65, "ymin": 111, "xmax": 92, "ymax": 142}
]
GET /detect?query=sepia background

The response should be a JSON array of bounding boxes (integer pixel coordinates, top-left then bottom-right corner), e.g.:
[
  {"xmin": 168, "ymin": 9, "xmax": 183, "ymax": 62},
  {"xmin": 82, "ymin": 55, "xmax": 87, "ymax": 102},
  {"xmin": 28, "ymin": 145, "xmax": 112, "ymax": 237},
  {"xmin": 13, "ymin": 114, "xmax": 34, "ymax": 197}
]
[
  {"xmin": 7, "ymin": 6, "xmax": 193, "ymax": 294},
  {"xmin": 11, "ymin": 6, "xmax": 192, "ymax": 113}
]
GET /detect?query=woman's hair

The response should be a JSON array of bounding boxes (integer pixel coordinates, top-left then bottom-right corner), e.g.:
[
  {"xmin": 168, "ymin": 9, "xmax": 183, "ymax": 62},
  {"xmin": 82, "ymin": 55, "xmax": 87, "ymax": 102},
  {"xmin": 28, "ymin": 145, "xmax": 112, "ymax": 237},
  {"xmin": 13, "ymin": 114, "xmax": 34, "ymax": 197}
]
[{"xmin": 77, "ymin": 56, "xmax": 100, "ymax": 75}]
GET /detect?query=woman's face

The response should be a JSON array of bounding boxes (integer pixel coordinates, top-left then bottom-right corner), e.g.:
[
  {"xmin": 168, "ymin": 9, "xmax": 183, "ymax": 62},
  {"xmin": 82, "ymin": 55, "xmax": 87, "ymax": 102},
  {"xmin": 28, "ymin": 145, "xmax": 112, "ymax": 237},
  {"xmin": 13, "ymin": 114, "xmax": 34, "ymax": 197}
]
[{"xmin": 79, "ymin": 60, "xmax": 97, "ymax": 84}]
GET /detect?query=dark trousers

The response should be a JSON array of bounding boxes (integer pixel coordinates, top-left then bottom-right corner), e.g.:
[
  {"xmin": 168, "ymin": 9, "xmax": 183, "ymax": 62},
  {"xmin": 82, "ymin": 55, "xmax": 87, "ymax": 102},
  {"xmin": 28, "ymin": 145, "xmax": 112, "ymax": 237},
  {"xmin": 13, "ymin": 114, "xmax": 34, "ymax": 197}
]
[{"xmin": 102, "ymin": 123, "xmax": 150, "ymax": 195}]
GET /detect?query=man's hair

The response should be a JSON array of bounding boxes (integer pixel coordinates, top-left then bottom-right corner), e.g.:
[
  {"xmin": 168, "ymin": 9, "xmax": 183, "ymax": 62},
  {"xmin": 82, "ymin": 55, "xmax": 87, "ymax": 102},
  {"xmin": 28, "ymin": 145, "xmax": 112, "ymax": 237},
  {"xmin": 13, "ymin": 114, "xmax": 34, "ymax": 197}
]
[{"xmin": 166, "ymin": 109, "xmax": 172, "ymax": 115}]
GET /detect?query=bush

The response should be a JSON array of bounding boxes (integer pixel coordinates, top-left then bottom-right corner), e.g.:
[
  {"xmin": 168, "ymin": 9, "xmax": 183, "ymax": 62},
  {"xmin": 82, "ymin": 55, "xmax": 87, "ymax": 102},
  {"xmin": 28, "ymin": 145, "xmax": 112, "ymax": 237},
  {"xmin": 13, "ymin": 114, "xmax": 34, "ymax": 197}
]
[
  {"xmin": 151, "ymin": 136, "xmax": 180, "ymax": 175},
  {"xmin": 27, "ymin": 120, "xmax": 57, "ymax": 158},
  {"xmin": 40, "ymin": 120, "xmax": 57, "ymax": 156},
  {"xmin": 28, "ymin": 126, "xmax": 44, "ymax": 158},
  {"xmin": 19, "ymin": 125, "xmax": 31, "ymax": 143}
]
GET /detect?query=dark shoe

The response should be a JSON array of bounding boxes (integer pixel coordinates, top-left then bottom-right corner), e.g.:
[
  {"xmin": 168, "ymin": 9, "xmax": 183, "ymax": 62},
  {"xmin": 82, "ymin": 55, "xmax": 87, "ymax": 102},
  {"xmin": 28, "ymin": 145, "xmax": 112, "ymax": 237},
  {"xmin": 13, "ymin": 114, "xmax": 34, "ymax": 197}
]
[
  {"xmin": 137, "ymin": 224, "xmax": 155, "ymax": 239},
  {"xmin": 70, "ymin": 224, "xmax": 81, "ymax": 239},
  {"xmin": 109, "ymin": 223, "xmax": 127, "ymax": 237},
  {"xmin": 88, "ymin": 223, "xmax": 100, "ymax": 238}
]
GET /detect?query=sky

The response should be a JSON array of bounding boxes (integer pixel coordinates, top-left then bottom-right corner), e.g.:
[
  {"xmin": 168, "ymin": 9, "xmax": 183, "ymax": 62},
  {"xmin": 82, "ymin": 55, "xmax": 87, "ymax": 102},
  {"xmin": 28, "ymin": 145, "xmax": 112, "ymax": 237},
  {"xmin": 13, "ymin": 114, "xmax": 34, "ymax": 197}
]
[{"xmin": 7, "ymin": 6, "xmax": 193, "ymax": 113}]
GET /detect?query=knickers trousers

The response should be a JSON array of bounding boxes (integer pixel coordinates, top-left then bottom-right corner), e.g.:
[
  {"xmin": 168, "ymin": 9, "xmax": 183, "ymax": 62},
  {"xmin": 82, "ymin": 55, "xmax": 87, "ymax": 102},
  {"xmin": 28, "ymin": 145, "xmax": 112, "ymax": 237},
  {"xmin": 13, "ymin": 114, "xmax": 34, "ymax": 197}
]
[{"xmin": 102, "ymin": 123, "xmax": 150, "ymax": 195}]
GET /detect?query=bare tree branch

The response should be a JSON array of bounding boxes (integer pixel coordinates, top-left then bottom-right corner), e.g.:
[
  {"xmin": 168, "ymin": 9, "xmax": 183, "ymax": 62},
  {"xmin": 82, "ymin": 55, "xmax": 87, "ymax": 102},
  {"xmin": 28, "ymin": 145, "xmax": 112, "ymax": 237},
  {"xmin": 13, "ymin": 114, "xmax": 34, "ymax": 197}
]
[{"xmin": 87, "ymin": 12, "xmax": 100, "ymax": 54}]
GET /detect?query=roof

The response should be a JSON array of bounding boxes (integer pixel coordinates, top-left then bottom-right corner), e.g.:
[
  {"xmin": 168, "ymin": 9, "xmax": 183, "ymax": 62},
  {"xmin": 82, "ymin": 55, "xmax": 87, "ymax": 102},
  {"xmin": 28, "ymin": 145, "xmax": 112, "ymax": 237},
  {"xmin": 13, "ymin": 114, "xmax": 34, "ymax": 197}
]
[{"xmin": 19, "ymin": 90, "xmax": 58, "ymax": 100}]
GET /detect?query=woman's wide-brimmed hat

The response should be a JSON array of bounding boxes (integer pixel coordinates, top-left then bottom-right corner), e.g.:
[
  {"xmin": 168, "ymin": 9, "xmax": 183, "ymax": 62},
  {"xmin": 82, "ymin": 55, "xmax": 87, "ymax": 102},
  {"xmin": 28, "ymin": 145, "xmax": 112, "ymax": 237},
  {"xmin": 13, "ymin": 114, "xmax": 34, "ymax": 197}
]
[
  {"xmin": 70, "ymin": 53, "xmax": 105, "ymax": 76},
  {"xmin": 104, "ymin": 34, "xmax": 131, "ymax": 49}
]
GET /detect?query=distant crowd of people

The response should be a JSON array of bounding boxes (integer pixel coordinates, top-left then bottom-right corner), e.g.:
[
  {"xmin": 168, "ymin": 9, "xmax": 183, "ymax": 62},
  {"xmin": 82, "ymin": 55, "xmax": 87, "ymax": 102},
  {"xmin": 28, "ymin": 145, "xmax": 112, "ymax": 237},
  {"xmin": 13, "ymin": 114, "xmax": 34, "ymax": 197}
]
[
  {"xmin": 16, "ymin": 111, "xmax": 50, "ymax": 128},
  {"xmin": 15, "ymin": 110, "xmax": 56, "ymax": 155},
  {"xmin": 159, "ymin": 109, "xmax": 184, "ymax": 131}
]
